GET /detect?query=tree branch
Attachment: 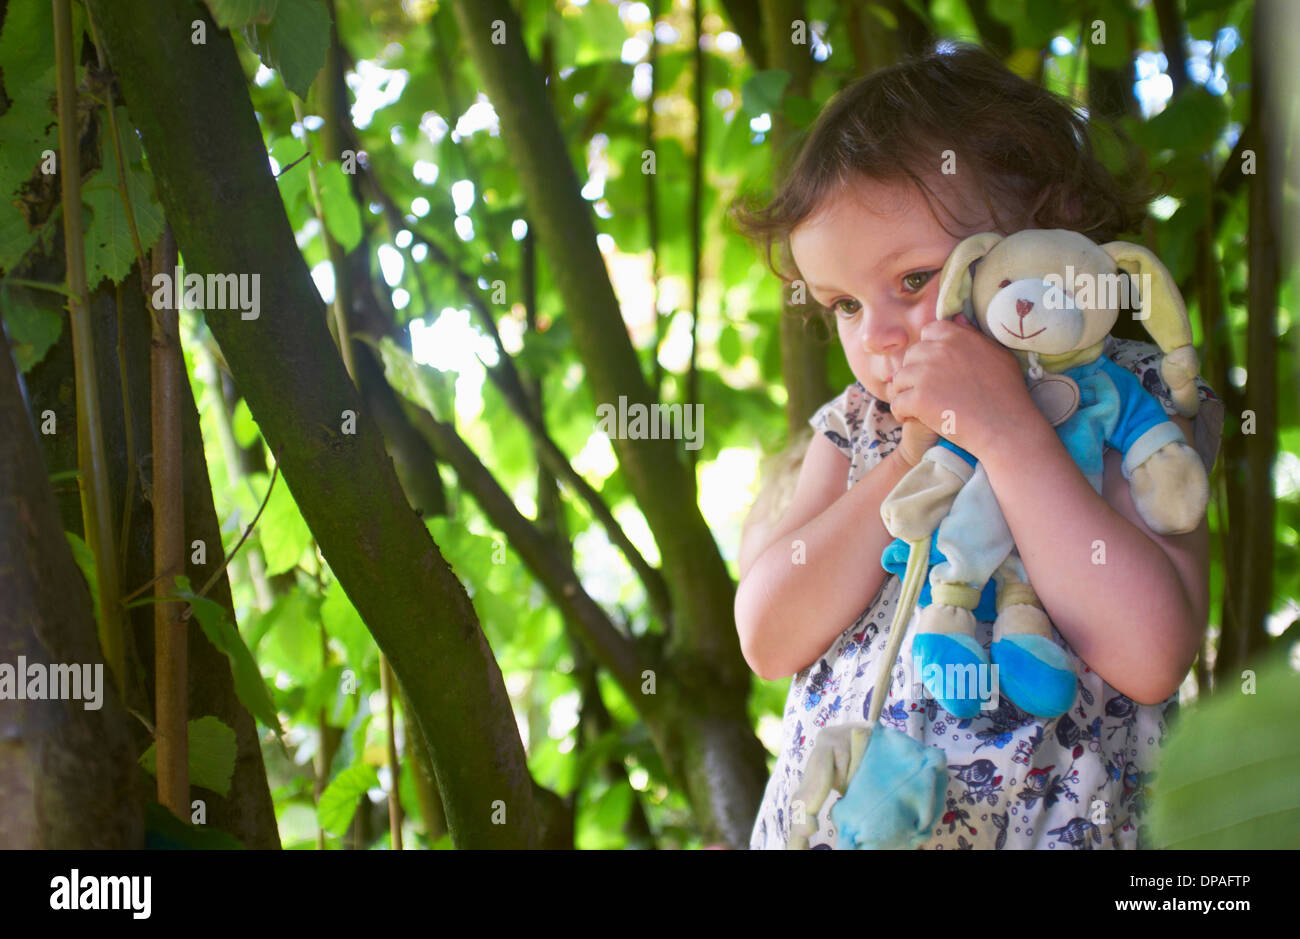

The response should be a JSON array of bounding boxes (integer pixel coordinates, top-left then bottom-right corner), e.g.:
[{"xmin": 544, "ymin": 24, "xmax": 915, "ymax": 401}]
[
  {"xmin": 400, "ymin": 396, "xmax": 654, "ymax": 706},
  {"xmin": 450, "ymin": 0, "xmax": 739, "ymax": 688},
  {"xmin": 358, "ymin": 169, "xmax": 674, "ymax": 623}
]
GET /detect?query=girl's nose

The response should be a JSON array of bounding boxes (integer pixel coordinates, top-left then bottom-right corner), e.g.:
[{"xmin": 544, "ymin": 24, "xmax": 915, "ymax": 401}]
[{"xmin": 858, "ymin": 306, "xmax": 907, "ymax": 354}]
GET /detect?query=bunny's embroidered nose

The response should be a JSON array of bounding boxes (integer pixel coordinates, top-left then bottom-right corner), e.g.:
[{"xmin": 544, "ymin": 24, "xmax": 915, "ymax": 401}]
[{"xmin": 1016, "ymin": 298, "xmax": 1034, "ymax": 317}]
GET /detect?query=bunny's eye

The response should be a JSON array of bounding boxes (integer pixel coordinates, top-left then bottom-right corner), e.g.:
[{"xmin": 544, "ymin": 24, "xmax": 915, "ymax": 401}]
[{"xmin": 999, "ymin": 279, "xmax": 1012, "ymax": 288}]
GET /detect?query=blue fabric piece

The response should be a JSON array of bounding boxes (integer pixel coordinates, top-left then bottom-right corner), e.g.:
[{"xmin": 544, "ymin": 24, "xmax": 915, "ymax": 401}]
[
  {"xmin": 881, "ymin": 534, "xmax": 999, "ymax": 622},
  {"xmin": 911, "ymin": 632, "xmax": 990, "ymax": 719},
  {"xmin": 1055, "ymin": 355, "xmax": 1180, "ymax": 488},
  {"xmin": 932, "ymin": 460, "xmax": 1013, "ymax": 604},
  {"xmin": 1095, "ymin": 356, "xmax": 1176, "ymax": 455},
  {"xmin": 934, "ymin": 437, "xmax": 977, "ymax": 467},
  {"xmin": 990, "ymin": 635, "xmax": 1077, "ymax": 718},
  {"xmin": 831, "ymin": 725, "xmax": 948, "ymax": 850},
  {"xmin": 1052, "ymin": 360, "xmax": 1119, "ymax": 482}
]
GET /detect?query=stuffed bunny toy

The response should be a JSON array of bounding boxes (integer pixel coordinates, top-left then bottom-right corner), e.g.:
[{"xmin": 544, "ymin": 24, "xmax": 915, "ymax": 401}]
[
  {"xmin": 880, "ymin": 229, "xmax": 1209, "ymax": 721},
  {"xmin": 787, "ymin": 229, "xmax": 1209, "ymax": 850}
]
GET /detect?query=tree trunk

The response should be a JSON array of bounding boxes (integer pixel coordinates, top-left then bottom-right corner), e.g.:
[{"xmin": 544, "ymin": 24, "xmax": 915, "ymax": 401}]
[
  {"xmin": 0, "ymin": 330, "xmax": 143, "ymax": 849},
  {"xmin": 761, "ymin": 0, "xmax": 833, "ymax": 437},
  {"xmin": 1219, "ymin": 0, "xmax": 1280, "ymax": 680}
]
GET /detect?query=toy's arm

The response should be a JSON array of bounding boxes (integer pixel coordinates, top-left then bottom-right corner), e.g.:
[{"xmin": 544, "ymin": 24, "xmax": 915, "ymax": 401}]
[{"xmin": 1099, "ymin": 360, "xmax": 1208, "ymax": 535}]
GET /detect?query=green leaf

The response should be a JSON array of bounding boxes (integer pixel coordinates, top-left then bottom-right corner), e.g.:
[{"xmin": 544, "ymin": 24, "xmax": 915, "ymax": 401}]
[
  {"xmin": 1136, "ymin": 87, "xmax": 1229, "ymax": 157},
  {"xmin": 565, "ymin": 0, "xmax": 628, "ymax": 67},
  {"xmin": 321, "ymin": 576, "xmax": 373, "ymax": 674},
  {"xmin": 864, "ymin": 2, "xmax": 898, "ymax": 30},
  {"xmin": 0, "ymin": 283, "xmax": 63, "ymax": 371},
  {"xmin": 782, "ymin": 95, "xmax": 820, "ymax": 130},
  {"xmin": 64, "ymin": 531, "xmax": 100, "ymax": 624},
  {"xmin": 718, "ymin": 324, "xmax": 741, "ymax": 367},
  {"xmin": 243, "ymin": 0, "xmax": 331, "ymax": 99},
  {"xmin": 144, "ymin": 801, "xmax": 246, "ymax": 849},
  {"xmin": 1148, "ymin": 652, "xmax": 1300, "ymax": 848},
  {"xmin": 593, "ymin": 780, "xmax": 633, "ymax": 829},
  {"xmin": 204, "ymin": 0, "xmax": 279, "ymax": 29},
  {"xmin": 0, "ymin": 0, "xmax": 58, "ymax": 275},
  {"xmin": 740, "ymin": 70, "xmax": 791, "ymax": 117},
  {"xmin": 1185, "ymin": 0, "xmax": 1240, "ymax": 16},
  {"xmin": 372, "ymin": 334, "xmax": 455, "ymax": 422},
  {"xmin": 81, "ymin": 110, "xmax": 167, "ymax": 288},
  {"xmin": 138, "ymin": 715, "xmax": 239, "ymax": 797},
  {"xmin": 317, "ymin": 160, "xmax": 362, "ymax": 252},
  {"xmin": 176, "ymin": 576, "xmax": 284, "ymax": 735},
  {"xmin": 1087, "ymin": 0, "xmax": 1132, "ymax": 70},
  {"xmin": 270, "ymin": 136, "xmax": 310, "ymax": 214},
  {"xmin": 231, "ymin": 396, "xmax": 261, "ymax": 449},
  {"xmin": 257, "ymin": 472, "xmax": 314, "ymax": 575},
  {"xmin": 317, "ymin": 763, "xmax": 379, "ymax": 836},
  {"xmin": 250, "ymin": 589, "xmax": 323, "ymax": 686}
]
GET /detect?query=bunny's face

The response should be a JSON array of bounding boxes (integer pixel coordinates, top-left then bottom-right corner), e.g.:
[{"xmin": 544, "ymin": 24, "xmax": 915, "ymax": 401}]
[
  {"xmin": 967, "ymin": 231, "xmax": 1120, "ymax": 356},
  {"xmin": 934, "ymin": 229, "xmax": 1196, "ymax": 410}
]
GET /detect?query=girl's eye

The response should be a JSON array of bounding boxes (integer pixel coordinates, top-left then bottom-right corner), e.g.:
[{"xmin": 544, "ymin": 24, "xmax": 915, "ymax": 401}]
[
  {"xmin": 830, "ymin": 298, "xmax": 861, "ymax": 317},
  {"xmin": 902, "ymin": 271, "xmax": 937, "ymax": 293}
]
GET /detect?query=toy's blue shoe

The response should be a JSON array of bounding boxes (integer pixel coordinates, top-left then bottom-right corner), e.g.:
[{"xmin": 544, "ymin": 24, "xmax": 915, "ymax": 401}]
[
  {"xmin": 911, "ymin": 626, "xmax": 990, "ymax": 720},
  {"xmin": 991, "ymin": 633, "xmax": 1076, "ymax": 718},
  {"xmin": 831, "ymin": 725, "xmax": 947, "ymax": 849}
]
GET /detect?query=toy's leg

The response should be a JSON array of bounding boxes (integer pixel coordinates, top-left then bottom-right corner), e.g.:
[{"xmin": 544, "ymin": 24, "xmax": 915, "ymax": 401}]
[
  {"xmin": 913, "ymin": 463, "xmax": 1007, "ymax": 718},
  {"xmin": 989, "ymin": 552, "xmax": 1076, "ymax": 718}
]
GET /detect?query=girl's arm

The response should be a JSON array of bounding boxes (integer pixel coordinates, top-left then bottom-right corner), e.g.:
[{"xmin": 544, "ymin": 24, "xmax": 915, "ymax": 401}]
[
  {"xmin": 735, "ymin": 432, "xmax": 913, "ymax": 680},
  {"xmin": 979, "ymin": 411, "xmax": 1209, "ymax": 705}
]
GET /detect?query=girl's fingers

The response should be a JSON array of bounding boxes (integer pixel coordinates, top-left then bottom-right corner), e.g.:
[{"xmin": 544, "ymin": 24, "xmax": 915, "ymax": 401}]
[
  {"xmin": 919, "ymin": 320, "xmax": 948, "ymax": 340},
  {"xmin": 889, "ymin": 385, "xmax": 913, "ymax": 423},
  {"xmin": 890, "ymin": 362, "xmax": 916, "ymax": 395}
]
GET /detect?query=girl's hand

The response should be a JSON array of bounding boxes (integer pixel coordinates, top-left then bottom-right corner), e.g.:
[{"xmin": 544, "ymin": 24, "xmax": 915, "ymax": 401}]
[
  {"xmin": 897, "ymin": 419, "xmax": 940, "ymax": 467},
  {"xmin": 887, "ymin": 314, "xmax": 1042, "ymax": 461}
]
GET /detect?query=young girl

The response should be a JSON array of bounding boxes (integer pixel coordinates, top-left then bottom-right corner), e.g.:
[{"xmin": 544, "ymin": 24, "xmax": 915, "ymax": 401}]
[{"xmin": 731, "ymin": 44, "xmax": 1224, "ymax": 849}]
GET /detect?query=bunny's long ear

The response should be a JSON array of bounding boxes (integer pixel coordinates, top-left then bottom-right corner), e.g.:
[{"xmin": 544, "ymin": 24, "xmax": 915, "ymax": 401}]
[
  {"xmin": 935, "ymin": 233, "xmax": 1002, "ymax": 321},
  {"xmin": 1101, "ymin": 241, "xmax": 1199, "ymax": 417}
]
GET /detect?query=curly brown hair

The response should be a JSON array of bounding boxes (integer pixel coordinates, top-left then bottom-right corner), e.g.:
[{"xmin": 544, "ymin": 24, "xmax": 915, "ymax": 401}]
[{"xmin": 728, "ymin": 42, "xmax": 1156, "ymax": 288}]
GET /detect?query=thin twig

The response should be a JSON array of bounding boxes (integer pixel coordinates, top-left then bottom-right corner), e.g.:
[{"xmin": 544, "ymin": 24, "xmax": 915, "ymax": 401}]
[
  {"xmin": 121, "ymin": 570, "xmax": 169, "ymax": 606},
  {"xmin": 54, "ymin": 0, "xmax": 126, "ymax": 693},
  {"xmin": 275, "ymin": 150, "xmax": 310, "ymax": 177},
  {"xmin": 0, "ymin": 277, "xmax": 77, "ymax": 298},
  {"xmin": 192, "ymin": 462, "xmax": 280, "ymax": 603},
  {"xmin": 134, "ymin": 463, "xmax": 277, "ymax": 614},
  {"xmin": 116, "ymin": 279, "xmax": 137, "ymax": 570}
]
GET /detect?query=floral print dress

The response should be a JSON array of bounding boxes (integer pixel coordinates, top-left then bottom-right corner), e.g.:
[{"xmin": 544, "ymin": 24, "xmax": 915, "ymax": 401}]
[{"xmin": 749, "ymin": 337, "xmax": 1223, "ymax": 850}]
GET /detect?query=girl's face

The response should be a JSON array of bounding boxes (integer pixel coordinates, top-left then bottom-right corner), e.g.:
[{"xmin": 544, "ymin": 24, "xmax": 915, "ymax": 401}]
[{"xmin": 789, "ymin": 175, "xmax": 995, "ymax": 404}]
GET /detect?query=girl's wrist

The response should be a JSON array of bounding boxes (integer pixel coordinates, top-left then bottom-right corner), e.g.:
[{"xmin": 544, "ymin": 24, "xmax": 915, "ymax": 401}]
[
  {"xmin": 962, "ymin": 391, "xmax": 1046, "ymax": 463},
  {"xmin": 975, "ymin": 405, "xmax": 1060, "ymax": 477}
]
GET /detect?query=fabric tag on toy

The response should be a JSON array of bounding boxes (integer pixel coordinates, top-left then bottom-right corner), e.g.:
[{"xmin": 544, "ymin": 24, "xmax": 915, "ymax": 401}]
[{"xmin": 1028, "ymin": 373, "xmax": 1080, "ymax": 426}]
